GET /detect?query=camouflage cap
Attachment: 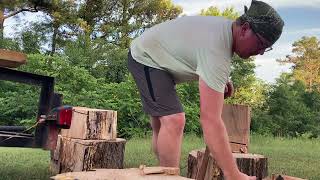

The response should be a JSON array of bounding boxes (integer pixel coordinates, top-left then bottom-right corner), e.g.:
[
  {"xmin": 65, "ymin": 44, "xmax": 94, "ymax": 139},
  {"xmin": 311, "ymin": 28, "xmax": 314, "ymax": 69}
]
[{"xmin": 240, "ymin": 0, "xmax": 284, "ymax": 45}]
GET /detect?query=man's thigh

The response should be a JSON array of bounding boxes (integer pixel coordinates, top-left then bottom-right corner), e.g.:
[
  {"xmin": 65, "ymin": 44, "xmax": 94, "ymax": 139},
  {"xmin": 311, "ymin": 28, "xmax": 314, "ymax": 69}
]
[{"xmin": 127, "ymin": 51, "xmax": 183, "ymax": 117}]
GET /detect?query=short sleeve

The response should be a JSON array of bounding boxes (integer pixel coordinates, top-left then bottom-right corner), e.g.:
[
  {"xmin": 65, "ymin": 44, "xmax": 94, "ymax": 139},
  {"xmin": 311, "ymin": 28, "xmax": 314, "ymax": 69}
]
[{"xmin": 196, "ymin": 49, "xmax": 231, "ymax": 93}]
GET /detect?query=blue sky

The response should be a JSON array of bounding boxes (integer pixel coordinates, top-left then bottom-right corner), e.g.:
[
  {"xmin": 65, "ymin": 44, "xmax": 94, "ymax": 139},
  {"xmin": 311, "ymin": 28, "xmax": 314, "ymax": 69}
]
[
  {"xmin": 172, "ymin": 0, "xmax": 320, "ymax": 83},
  {"xmin": 4, "ymin": 0, "xmax": 320, "ymax": 83}
]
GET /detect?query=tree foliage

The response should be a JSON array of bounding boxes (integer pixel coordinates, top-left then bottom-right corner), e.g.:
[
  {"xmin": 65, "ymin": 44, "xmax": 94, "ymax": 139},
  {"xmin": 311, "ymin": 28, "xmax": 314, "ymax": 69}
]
[
  {"xmin": 251, "ymin": 74, "xmax": 320, "ymax": 137},
  {"xmin": 278, "ymin": 36, "xmax": 320, "ymax": 92},
  {"xmin": 200, "ymin": 6, "xmax": 239, "ymax": 20}
]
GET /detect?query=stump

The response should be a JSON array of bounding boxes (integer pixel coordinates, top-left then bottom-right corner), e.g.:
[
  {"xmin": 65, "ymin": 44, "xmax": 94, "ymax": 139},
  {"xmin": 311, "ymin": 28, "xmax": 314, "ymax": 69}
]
[
  {"xmin": 51, "ymin": 135, "xmax": 126, "ymax": 173},
  {"xmin": 51, "ymin": 168, "xmax": 193, "ymax": 180},
  {"xmin": 188, "ymin": 149, "xmax": 268, "ymax": 180}
]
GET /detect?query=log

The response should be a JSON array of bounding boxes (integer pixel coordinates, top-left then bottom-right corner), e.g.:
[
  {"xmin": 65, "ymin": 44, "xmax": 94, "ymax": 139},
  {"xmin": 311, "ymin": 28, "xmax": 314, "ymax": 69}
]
[
  {"xmin": 188, "ymin": 149, "xmax": 268, "ymax": 180},
  {"xmin": 51, "ymin": 135, "xmax": 126, "ymax": 173},
  {"xmin": 51, "ymin": 168, "xmax": 192, "ymax": 180},
  {"xmin": 0, "ymin": 49, "xmax": 27, "ymax": 68},
  {"xmin": 60, "ymin": 107, "xmax": 117, "ymax": 140},
  {"xmin": 222, "ymin": 104, "xmax": 251, "ymax": 153}
]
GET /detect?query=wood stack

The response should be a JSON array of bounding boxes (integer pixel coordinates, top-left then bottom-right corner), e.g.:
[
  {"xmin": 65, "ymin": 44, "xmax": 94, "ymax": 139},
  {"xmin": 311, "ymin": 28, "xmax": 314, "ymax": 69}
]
[
  {"xmin": 187, "ymin": 104, "xmax": 268, "ymax": 180},
  {"xmin": 50, "ymin": 107, "xmax": 126, "ymax": 174}
]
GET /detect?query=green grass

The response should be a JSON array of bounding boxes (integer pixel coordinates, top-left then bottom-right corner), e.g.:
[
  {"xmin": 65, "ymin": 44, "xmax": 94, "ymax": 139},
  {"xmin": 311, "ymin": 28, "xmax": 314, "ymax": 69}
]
[{"xmin": 0, "ymin": 135, "xmax": 319, "ymax": 180}]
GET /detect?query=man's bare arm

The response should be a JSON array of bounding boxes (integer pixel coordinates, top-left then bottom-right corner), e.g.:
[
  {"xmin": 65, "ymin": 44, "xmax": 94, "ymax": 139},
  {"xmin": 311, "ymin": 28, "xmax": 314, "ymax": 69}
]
[{"xmin": 199, "ymin": 78, "xmax": 255, "ymax": 180}]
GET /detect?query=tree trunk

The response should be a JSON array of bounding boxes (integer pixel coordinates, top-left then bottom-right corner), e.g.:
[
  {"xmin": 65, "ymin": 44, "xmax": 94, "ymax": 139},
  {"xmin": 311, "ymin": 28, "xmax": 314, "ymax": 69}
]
[
  {"xmin": 0, "ymin": 10, "xmax": 5, "ymax": 40},
  {"xmin": 50, "ymin": 25, "xmax": 58, "ymax": 56},
  {"xmin": 188, "ymin": 149, "xmax": 268, "ymax": 180},
  {"xmin": 51, "ymin": 135, "xmax": 126, "ymax": 174}
]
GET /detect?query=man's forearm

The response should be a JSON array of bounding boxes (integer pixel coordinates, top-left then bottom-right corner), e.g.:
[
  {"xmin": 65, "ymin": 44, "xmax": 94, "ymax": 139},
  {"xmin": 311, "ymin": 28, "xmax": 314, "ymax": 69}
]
[{"xmin": 201, "ymin": 117, "xmax": 240, "ymax": 178}]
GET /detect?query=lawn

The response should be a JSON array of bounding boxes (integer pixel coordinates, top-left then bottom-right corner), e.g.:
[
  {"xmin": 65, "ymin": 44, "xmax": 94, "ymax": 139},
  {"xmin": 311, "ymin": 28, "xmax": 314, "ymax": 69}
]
[{"xmin": 0, "ymin": 134, "xmax": 319, "ymax": 180}]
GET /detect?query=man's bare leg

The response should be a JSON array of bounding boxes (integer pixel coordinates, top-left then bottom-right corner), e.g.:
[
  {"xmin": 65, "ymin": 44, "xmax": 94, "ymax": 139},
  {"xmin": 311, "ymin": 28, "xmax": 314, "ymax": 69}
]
[
  {"xmin": 157, "ymin": 112, "xmax": 185, "ymax": 167},
  {"xmin": 151, "ymin": 116, "xmax": 160, "ymax": 160}
]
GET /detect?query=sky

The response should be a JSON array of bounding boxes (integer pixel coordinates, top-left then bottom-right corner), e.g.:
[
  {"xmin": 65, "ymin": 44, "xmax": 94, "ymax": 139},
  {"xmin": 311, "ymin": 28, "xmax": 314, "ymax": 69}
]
[
  {"xmin": 3, "ymin": 0, "xmax": 320, "ymax": 83},
  {"xmin": 172, "ymin": 0, "xmax": 320, "ymax": 83}
]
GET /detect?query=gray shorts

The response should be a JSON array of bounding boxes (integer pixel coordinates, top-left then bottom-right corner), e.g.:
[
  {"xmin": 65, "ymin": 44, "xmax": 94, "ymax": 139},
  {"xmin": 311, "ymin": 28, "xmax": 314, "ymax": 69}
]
[{"xmin": 127, "ymin": 51, "xmax": 183, "ymax": 117}]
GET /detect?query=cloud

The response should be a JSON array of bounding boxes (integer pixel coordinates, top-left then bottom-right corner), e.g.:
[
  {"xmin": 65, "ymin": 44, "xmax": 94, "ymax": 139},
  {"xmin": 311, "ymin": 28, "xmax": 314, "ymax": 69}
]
[
  {"xmin": 285, "ymin": 28, "xmax": 320, "ymax": 35},
  {"xmin": 253, "ymin": 42, "xmax": 293, "ymax": 82},
  {"xmin": 174, "ymin": 0, "xmax": 320, "ymax": 15},
  {"xmin": 254, "ymin": 57, "xmax": 293, "ymax": 83},
  {"xmin": 269, "ymin": 0, "xmax": 320, "ymax": 8}
]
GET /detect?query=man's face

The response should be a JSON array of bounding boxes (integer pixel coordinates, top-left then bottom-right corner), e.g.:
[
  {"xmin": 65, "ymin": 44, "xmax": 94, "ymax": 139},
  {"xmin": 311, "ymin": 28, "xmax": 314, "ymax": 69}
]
[{"xmin": 235, "ymin": 23, "xmax": 273, "ymax": 59}]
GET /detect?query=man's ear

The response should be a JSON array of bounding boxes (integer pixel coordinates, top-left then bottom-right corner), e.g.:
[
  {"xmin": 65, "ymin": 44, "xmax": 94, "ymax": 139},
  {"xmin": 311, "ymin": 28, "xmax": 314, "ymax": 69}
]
[{"xmin": 240, "ymin": 22, "xmax": 250, "ymax": 36}]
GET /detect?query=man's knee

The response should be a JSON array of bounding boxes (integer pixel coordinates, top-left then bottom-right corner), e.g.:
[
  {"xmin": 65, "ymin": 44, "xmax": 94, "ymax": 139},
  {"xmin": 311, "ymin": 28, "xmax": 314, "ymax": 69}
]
[
  {"xmin": 159, "ymin": 113, "xmax": 186, "ymax": 134},
  {"xmin": 151, "ymin": 116, "xmax": 160, "ymax": 133}
]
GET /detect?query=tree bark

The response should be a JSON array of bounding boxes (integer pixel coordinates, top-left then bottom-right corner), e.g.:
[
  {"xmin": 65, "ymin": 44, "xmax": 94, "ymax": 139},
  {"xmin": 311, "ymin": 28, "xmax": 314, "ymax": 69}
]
[
  {"xmin": 0, "ymin": 10, "xmax": 5, "ymax": 40},
  {"xmin": 50, "ymin": 25, "xmax": 58, "ymax": 56}
]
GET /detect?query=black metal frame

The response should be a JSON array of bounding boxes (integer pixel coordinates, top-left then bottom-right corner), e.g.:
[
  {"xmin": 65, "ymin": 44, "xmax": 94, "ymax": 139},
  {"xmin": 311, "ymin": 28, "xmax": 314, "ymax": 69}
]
[{"xmin": 0, "ymin": 67, "xmax": 54, "ymax": 147}]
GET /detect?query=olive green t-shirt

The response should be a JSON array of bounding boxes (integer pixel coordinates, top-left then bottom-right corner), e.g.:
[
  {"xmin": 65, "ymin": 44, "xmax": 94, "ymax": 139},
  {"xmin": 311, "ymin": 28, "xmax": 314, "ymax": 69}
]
[{"xmin": 130, "ymin": 16, "xmax": 233, "ymax": 93}]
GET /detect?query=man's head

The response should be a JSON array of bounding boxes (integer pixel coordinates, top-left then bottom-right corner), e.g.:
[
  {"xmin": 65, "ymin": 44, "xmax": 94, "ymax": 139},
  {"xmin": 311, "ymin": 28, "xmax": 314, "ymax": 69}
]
[{"xmin": 232, "ymin": 0, "xmax": 284, "ymax": 59}]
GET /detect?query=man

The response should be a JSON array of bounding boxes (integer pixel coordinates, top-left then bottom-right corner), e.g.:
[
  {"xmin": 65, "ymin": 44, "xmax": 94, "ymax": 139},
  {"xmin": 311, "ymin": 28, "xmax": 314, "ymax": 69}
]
[{"xmin": 128, "ymin": 0, "xmax": 284, "ymax": 179}]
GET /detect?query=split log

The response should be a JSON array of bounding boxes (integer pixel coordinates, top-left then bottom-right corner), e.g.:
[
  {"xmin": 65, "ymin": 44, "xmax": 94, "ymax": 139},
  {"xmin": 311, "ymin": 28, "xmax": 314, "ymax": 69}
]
[
  {"xmin": 188, "ymin": 149, "xmax": 268, "ymax": 180},
  {"xmin": 0, "ymin": 49, "xmax": 27, "ymax": 68},
  {"xmin": 139, "ymin": 165, "xmax": 180, "ymax": 176},
  {"xmin": 60, "ymin": 107, "xmax": 117, "ymax": 140},
  {"xmin": 51, "ymin": 135, "xmax": 126, "ymax": 173},
  {"xmin": 222, "ymin": 104, "xmax": 251, "ymax": 153},
  {"xmin": 51, "ymin": 168, "xmax": 192, "ymax": 180}
]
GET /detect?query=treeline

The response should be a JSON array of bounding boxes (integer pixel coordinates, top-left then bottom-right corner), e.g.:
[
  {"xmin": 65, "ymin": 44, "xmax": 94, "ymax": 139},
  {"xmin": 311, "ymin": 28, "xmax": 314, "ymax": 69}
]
[{"xmin": 0, "ymin": 1, "xmax": 319, "ymax": 138}]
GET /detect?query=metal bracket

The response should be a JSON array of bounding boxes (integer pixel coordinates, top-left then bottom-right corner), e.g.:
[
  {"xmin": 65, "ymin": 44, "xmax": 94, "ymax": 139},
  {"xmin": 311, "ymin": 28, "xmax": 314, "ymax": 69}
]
[{"xmin": 0, "ymin": 67, "xmax": 54, "ymax": 148}]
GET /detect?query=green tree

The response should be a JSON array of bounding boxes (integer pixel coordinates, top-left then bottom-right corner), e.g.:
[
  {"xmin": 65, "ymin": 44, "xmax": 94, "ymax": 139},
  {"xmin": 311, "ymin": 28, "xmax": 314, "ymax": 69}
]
[
  {"xmin": 93, "ymin": 0, "xmax": 183, "ymax": 48},
  {"xmin": 200, "ymin": 6, "xmax": 239, "ymax": 20},
  {"xmin": 0, "ymin": 0, "xmax": 52, "ymax": 40},
  {"xmin": 20, "ymin": 29, "xmax": 41, "ymax": 54},
  {"xmin": 251, "ymin": 73, "xmax": 320, "ymax": 137},
  {"xmin": 227, "ymin": 56, "xmax": 269, "ymax": 108},
  {"xmin": 278, "ymin": 36, "xmax": 320, "ymax": 92}
]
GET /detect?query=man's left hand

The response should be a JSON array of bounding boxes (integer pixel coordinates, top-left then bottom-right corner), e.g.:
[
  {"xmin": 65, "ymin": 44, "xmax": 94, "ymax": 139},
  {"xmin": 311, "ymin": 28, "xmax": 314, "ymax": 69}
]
[{"xmin": 224, "ymin": 81, "xmax": 234, "ymax": 98}]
